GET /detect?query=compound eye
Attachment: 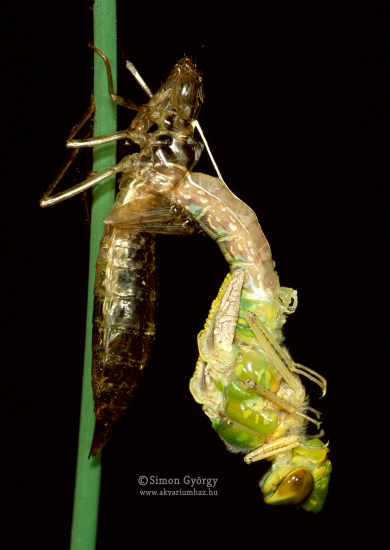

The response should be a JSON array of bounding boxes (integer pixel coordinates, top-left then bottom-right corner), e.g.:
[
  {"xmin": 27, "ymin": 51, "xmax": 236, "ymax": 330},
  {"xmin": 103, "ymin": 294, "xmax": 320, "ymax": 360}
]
[
  {"xmin": 264, "ymin": 468, "xmax": 314, "ymax": 506},
  {"xmin": 172, "ymin": 74, "xmax": 199, "ymax": 120}
]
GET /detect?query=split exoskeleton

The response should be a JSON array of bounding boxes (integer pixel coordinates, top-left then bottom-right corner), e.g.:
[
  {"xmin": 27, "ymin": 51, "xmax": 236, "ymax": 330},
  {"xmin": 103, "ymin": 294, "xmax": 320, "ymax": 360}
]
[
  {"xmin": 41, "ymin": 45, "xmax": 331, "ymax": 511},
  {"xmin": 42, "ymin": 46, "xmax": 206, "ymax": 456}
]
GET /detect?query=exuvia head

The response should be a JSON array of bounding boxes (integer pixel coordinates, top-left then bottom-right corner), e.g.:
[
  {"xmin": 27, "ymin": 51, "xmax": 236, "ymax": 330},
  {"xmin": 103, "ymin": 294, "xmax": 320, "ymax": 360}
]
[{"xmin": 171, "ymin": 57, "xmax": 205, "ymax": 121}]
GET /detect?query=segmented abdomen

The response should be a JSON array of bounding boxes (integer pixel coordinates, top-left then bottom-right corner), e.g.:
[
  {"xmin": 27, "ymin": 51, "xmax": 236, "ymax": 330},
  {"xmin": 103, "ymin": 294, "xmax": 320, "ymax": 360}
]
[
  {"xmin": 174, "ymin": 172, "xmax": 280, "ymax": 300},
  {"xmin": 90, "ymin": 227, "xmax": 157, "ymax": 456},
  {"xmin": 173, "ymin": 173, "xmax": 300, "ymax": 449}
]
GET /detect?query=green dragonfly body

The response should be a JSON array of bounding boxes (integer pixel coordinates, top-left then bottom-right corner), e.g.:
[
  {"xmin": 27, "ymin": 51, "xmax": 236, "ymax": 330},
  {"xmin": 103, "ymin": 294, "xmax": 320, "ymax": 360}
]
[
  {"xmin": 173, "ymin": 172, "xmax": 331, "ymax": 512},
  {"xmin": 191, "ymin": 271, "xmax": 331, "ymax": 512}
]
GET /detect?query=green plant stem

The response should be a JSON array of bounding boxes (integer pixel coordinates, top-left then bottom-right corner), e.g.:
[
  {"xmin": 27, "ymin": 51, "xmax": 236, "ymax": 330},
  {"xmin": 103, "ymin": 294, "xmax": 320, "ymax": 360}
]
[{"xmin": 70, "ymin": 2, "xmax": 117, "ymax": 549}]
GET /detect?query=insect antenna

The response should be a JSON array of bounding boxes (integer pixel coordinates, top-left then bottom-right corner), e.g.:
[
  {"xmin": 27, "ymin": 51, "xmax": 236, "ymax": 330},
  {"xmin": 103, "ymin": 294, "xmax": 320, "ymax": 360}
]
[
  {"xmin": 117, "ymin": 42, "xmax": 153, "ymax": 98},
  {"xmin": 194, "ymin": 43, "xmax": 206, "ymax": 63}
]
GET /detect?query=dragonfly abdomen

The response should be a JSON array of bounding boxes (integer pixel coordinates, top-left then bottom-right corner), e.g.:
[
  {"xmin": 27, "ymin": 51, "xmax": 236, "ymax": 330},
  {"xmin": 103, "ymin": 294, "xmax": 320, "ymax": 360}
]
[
  {"xmin": 175, "ymin": 172, "xmax": 279, "ymax": 300},
  {"xmin": 90, "ymin": 227, "xmax": 157, "ymax": 456}
]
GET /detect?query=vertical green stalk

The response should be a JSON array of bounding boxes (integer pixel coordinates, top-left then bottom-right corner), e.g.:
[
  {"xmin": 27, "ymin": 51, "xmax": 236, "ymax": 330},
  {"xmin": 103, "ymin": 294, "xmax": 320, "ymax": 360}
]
[{"xmin": 70, "ymin": 2, "xmax": 117, "ymax": 549}]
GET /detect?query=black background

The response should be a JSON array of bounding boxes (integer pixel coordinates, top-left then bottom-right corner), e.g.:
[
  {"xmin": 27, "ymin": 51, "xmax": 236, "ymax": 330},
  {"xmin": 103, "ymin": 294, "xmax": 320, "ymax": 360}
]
[{"xmin": 8, "ymin": 1, "xmax": 381, "ymax": 548}]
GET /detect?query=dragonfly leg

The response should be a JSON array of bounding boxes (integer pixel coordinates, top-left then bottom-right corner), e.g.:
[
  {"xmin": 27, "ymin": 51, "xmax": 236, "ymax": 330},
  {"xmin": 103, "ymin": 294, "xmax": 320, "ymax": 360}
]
[
  {"xmin": 245, "ymin": 379, "xmax": 321, "ymax": 429},
  {"xmin": 40, "ymin": 91, "xmax": 95, "ymax": 202},
  {"xmin": 67, "ymin": 128, "xmax": 147, "ymax": 149},
  {"xmin": 306, "ymin": 405, "xmax": 322, "ymax": 418},
  {"xmin": 293, "ymin": 363, "xmax": 327, "ymax": 397},
  {"xmin": 245, "ymin": 311, "xmax": 327, "ymax": 396},
  {"xmin": 245, "ymin": 311, "xmax": 303, "ymax": 394},
  {"xmin": 300, "ymin": 440, "xmax": 329, "ymax": 450},
  {"xmin": 88, "ymin": 44, "xmax": 148, "ymax": 113},
  {"xmin": 40, "ymin": 157, "xmax": 131, "ymax": 208},
  {"xmin": 66, "ymin": 89, "xmax": 96, "ymax": 141},
  {"xmin": 244, "ymin": 435, "xmax": 302, "ymax": 464}
]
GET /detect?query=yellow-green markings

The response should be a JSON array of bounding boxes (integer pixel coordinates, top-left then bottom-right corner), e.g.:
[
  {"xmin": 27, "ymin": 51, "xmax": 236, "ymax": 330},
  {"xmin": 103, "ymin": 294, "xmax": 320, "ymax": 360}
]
[
  {"xmin": 226, "ymin": 379, "xmax": 278, "ymax": 437},
  {"xmin": 301, "ymin": 466, "xmax": 332, "ymax": 513},
  {"xmin": 213, "ymin": 417, "xmax": 266, "ymax": 450},
  {"xmin": 234, "ymin": 350, "xmax": 279, "ymax": 392}
]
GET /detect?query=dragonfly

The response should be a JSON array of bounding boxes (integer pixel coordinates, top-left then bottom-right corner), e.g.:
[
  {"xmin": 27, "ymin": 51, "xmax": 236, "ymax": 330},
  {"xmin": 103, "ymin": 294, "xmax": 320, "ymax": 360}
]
[
  {"xmin": 41, "ymin": 45, "xmax": 331, "ymax": 511},
  {"xmin": 170, "ymin": 171, "xmax": 332, "ymax": 512}
]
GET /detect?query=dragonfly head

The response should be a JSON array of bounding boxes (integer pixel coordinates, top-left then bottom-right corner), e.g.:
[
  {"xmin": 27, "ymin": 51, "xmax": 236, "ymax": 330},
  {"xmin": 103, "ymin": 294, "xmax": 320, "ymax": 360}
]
[{"xmin": 259, "ymin": 439, "xmax": 332, "ymax": 513}]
